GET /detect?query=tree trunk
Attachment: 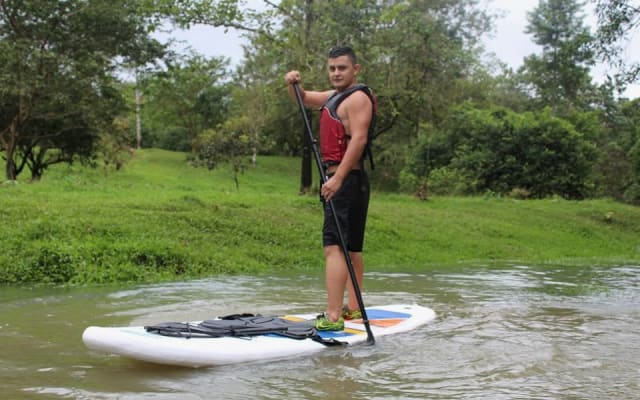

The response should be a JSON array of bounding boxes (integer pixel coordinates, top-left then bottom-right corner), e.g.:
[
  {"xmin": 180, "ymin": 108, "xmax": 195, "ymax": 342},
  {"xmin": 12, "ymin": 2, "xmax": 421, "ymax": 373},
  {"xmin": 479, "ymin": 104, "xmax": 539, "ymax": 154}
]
[
  {"xmin": 5, "ymin": 156, "xmax": 17, "ymax": 181},
  {"xmin": 3, "ymin": 123, "xmax": 18, "ymax": 181}
]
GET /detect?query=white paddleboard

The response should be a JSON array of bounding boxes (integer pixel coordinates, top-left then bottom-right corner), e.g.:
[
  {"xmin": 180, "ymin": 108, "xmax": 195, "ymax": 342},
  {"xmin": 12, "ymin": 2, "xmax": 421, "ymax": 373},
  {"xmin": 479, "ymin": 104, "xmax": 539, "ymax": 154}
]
[{"xmin": 82, "ymin": 304, "xmax": 436, "ymax": 367}]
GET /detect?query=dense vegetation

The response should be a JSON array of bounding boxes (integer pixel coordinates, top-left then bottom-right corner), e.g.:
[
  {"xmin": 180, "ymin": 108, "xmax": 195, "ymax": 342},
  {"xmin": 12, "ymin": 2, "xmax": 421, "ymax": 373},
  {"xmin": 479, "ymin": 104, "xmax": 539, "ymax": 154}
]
[
  {"xmin": 2, "ymin": 0, "xmax": 640, "ymax": 201},
  {"xmin": 1, "ymin": 150, "xmax": 639, "ymax": 284},
  {"xmin": 2, "ymin": 1, "xmax": 640, "ymax": 283}
]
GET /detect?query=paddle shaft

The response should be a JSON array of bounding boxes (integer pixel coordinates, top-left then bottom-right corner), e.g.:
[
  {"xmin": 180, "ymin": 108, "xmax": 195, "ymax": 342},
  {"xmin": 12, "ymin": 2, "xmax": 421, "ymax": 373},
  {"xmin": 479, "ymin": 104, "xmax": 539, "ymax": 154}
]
[{"xmin": 292, "ymin": 83, "xmax": 375, "ymax": 344}]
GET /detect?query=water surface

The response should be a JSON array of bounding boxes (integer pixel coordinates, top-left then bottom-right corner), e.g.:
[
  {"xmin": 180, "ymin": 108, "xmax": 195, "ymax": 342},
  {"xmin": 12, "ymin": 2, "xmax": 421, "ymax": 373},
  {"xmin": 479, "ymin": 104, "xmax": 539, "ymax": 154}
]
[{"xmin": 1, "ymin": 265, "xmax": 638, "ymax": 399}]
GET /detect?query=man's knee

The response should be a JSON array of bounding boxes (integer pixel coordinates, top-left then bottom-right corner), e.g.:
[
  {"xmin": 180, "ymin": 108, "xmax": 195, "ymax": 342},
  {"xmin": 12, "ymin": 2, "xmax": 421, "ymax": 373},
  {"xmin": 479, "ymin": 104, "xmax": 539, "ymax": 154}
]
[{"xmin": 323, "ymin": 245, "xmax": 341, "ymax": 258}]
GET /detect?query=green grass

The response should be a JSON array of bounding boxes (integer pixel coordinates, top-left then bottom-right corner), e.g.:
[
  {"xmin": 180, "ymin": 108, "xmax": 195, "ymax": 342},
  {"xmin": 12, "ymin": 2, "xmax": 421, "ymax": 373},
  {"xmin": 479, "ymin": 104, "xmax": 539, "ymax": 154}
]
[{"xmin": 1, "ymin": 148, "xmax": 639, "ymax": 284}]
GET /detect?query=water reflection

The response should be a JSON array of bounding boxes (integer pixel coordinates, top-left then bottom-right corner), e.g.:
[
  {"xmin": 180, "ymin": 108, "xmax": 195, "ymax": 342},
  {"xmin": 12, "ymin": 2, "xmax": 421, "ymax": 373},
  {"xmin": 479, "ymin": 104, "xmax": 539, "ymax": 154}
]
[{"xmin": 1, "ymin": 265, "xmax": 639, "ymax": 399}]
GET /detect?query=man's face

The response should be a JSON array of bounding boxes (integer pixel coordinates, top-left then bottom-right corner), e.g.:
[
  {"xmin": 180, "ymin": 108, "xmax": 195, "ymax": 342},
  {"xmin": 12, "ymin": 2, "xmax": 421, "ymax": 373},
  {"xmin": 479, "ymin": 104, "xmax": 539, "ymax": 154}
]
[{"xmin": 327, "ymin": 55, "xmax": 360, "ymax": 91}]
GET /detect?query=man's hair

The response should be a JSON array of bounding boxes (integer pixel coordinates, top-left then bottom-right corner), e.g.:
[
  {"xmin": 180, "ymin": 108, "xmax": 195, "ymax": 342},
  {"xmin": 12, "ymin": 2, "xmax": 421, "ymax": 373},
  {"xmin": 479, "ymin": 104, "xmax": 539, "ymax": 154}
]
[{"xmin": 328, "ymin": 46, "xmax": 357, "ymax": 64}]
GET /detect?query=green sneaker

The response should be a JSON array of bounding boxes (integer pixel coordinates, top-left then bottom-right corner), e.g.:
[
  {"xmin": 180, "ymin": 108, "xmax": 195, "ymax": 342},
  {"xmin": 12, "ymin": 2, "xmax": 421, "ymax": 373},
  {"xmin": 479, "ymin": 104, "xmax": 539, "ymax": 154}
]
[
  {"xmin": 342, "ymin": 306, "xmax": 362, "ymax": 320},
  {"xmin": 315, "ymin": 314, "xmax": 344, "ymax": 331}
]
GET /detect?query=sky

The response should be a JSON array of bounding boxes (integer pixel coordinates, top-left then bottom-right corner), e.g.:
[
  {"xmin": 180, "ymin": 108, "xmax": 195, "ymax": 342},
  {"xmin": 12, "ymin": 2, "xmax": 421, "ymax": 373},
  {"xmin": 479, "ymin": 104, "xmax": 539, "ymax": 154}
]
[{"xmin": 160, "ymin": 0, "xmax": 640, "ymax": 99}]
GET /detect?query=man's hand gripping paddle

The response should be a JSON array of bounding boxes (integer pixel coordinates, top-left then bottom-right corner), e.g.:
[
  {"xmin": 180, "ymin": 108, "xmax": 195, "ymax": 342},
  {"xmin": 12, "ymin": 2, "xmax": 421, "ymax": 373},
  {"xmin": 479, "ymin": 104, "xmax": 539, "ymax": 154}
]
[{"xmin": 292, "ymin": 83, "xmax": 375, "ymax": 345}]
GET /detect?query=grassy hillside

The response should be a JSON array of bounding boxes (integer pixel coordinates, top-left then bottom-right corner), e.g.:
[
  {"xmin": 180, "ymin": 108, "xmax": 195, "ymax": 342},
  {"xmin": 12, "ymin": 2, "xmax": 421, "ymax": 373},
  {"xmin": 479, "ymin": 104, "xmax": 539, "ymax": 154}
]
[{"xmin": 1, "ymin": 149, "xmax": 639, "ymax": 284}]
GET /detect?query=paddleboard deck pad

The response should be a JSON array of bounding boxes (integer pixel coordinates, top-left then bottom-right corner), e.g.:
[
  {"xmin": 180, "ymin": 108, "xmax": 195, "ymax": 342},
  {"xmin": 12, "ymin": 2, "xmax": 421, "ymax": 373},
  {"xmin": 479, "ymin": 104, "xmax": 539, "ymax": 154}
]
[{"xmin": 82, "ymin": 304, "xmax": 436, "ymax": 367}]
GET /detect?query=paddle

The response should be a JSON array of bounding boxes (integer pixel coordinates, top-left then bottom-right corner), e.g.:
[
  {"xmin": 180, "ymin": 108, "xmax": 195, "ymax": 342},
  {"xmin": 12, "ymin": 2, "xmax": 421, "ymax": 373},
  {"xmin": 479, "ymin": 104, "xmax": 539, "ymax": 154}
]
[{"xmin": 292, "ymin": 83, "xmax": 375, "ymax": 345}]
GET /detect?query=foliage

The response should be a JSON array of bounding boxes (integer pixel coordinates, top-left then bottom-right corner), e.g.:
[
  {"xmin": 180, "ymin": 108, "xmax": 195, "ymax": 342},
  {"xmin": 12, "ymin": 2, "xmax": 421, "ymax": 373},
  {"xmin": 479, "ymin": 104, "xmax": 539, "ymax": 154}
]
[
  {"xmin": 592, "ymin": 0, "xmax": 640, "ymax": 86},
  {"xmin": 519, "ymin": 0, "xmax": 596, "ymax": 113},
  {"xmin": 139, "ymin": 52, "xmax": 231, "ymax": 151},
  {"xmin": 561, "ymin": 90, "xmax": 637, "ymax": 203},
  {"xmin": 4, "ymin": 0, "xmax": 635, "ymax": 202},
  {"xmin": 98, "ymin": 117, "xmax": 135, "ymax": 177},
  {"xmin": 619, "ymin": 100, "xmax": 640, "ymax": 190},
  {"xmin": 191, "ymin": 116, "xmax": 254, "ymax": 188},
  {"xmin": 1, "ymin": 149, "xmax": 639, "ymax": 284},
  {"xmin": 0, "ymin": 0, "xmax": 165, "ymax": 180},
  {"xmin": 163, "ymin": 0, "xmax": 494, "ymax": 184},
  {"xmin": 149, "ymin": 0, "xmax": 635, "ymax": 199},
  {"xmin": 228, "ymin": 80, "xmax": 277, "ymax": 160},
  {"xmin": 404, "ymin": 104, "xmax": 598, "ymax": 198}
]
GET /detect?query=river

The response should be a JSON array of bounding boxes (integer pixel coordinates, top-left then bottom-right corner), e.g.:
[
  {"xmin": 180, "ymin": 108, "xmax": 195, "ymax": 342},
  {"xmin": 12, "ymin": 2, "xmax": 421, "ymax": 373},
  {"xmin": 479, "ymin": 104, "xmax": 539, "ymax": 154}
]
[{"xmin": 1, "ymin": 264, "xmax": 639, "ymax": 399}]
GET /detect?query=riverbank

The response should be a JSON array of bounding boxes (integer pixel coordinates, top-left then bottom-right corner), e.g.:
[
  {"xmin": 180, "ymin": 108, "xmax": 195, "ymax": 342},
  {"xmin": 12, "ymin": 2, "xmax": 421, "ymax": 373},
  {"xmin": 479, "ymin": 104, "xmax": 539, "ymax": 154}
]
[{"xmin": 2, "ymin": 149, "xmax": 639, "ymax": 284}]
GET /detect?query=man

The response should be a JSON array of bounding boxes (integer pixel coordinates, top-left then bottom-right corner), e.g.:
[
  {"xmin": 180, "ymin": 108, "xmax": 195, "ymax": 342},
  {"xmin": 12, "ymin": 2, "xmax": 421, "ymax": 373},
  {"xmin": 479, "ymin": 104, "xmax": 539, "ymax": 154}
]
[{"xmin": 284, "ymin": 46, "xmax": 375, "ymax": 331}]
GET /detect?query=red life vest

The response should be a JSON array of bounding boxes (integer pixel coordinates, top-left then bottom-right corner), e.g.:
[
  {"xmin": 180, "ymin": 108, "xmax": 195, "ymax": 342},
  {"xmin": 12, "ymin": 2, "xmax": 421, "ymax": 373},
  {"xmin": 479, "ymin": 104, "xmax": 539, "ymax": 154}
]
[{"xmin": 319, "ymin": 84, "xmax": 376, "ymax": 167}]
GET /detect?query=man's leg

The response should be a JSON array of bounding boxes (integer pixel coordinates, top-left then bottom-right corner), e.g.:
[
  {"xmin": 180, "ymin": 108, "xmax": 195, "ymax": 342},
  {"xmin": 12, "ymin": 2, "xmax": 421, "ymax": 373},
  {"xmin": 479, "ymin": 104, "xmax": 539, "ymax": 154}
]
[
  {"xmin": 324, "ymin": 244, "xmax": 348, "ymax": 322},
  {"xmin": 346, "ymin": 251, "xmax": 364, "ymax": 312}
]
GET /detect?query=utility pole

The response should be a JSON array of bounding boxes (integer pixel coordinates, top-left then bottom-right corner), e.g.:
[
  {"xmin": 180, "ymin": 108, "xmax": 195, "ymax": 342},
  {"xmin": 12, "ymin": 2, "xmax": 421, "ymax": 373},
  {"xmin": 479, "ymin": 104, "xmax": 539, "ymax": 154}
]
[
  {"xmin": 300, "ymin": 109, "xmax": 312, "ymax": 194},
  {"xmin": 135, "ymin": 70, "xmax": 142, "ymax": 149}
]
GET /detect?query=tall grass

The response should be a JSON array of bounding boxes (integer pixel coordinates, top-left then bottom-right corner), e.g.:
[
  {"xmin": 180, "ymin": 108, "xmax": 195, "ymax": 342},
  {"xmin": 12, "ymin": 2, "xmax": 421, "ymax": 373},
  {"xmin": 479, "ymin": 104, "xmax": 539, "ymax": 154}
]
[{"xmin": 1, "ymin": 149, "xmax": 639, "ymax": 284}]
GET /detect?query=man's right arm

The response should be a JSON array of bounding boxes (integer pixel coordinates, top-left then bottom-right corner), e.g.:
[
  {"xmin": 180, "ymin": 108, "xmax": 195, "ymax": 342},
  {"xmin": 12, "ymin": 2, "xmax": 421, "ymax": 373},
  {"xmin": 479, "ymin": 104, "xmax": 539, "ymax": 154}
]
[{"xmin": 285, "ymin": 70, "xmax": 333, "ymax": 109}]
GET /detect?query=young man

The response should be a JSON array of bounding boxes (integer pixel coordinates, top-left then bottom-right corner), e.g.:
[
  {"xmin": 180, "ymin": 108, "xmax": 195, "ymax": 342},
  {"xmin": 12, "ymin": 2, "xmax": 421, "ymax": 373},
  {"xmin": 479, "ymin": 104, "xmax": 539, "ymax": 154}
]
[{"xmin": 285, "ymin": 46, "xmax": 375, "ymax": 331}]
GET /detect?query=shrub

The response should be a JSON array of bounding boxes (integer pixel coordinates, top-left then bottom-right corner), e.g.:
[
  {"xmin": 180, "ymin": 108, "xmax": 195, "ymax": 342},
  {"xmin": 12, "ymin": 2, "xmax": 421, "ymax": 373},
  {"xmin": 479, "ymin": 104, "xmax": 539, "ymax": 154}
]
[
  {"xmin": 406, "ymin": 104, "xmax": 598, "ymax": 198},
  {"xmin": 428, "ymin": 167, "xmax": 474, "ymax": 196}
]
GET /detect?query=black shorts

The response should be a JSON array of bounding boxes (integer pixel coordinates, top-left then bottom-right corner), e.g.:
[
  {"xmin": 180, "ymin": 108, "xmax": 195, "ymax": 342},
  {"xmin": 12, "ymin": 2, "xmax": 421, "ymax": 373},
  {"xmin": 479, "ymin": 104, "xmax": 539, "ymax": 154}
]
[{"xmin": 322, "ymin": 170, "xmax": 370, "ymax": 252}]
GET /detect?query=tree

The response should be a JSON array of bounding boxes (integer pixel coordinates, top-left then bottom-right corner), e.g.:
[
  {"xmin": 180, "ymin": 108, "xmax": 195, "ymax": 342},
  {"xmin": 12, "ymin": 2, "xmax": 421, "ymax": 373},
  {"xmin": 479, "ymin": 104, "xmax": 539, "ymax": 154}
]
[
  {"xmin": 99, "ymin": 116, "xmax": 135, "ymax": 177},
  {"xmin": 0, "ymin": 0, "xmax": 164, "ymax": 180},
  {"xmin": 230, "ymin": 82, "xmax": 274, "ymax": 166},
  {"xmin": 592, "ymin": 0, "xmax": 640, "ymax": 87},
  {"xmin": 154, "ymin": 0, "xmax": 494, "ymax": 188},
  {"xmin": 140, "ymin": 52, "xmax": 230, "ymax": 152},
  {"xmin": 191, "ymin": 116, "xmax": 254, "ymax": 189},
  {"xmin": 519, "ymin": 0, "xmax": 597, "ymax": 113},
  {"xmin": 406, "ymin": 105, "xmax": 598, "ymax": 198},
  {"xmin": 592, "ymin": 97, "xmax": 640, "ymax": 202},
  {"xmin": 17, "ymin": 82, "xmax": 122, "ymax": 181}
]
